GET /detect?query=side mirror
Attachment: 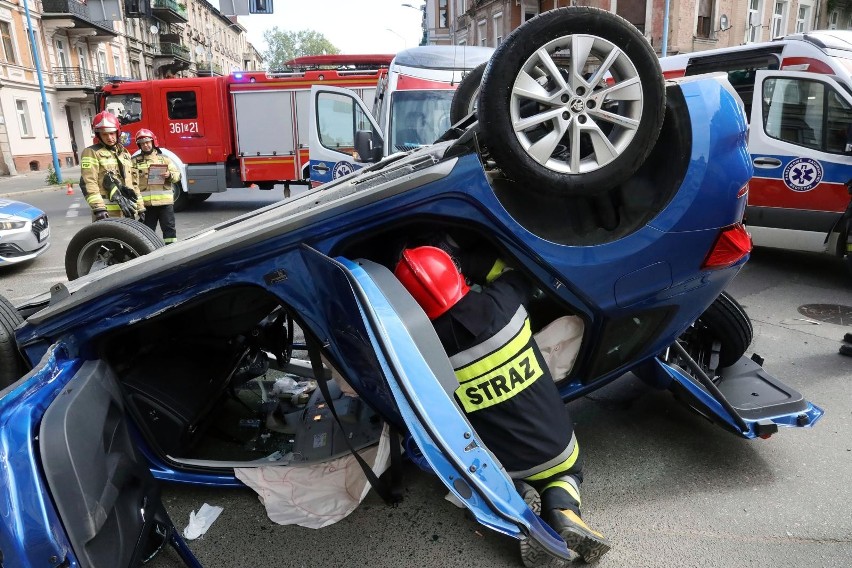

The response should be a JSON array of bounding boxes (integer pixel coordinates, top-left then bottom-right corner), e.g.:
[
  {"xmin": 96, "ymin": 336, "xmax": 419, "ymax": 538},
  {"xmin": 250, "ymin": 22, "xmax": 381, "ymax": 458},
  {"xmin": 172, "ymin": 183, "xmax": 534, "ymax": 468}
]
[{"xmin": 354, "ymin": 130, "xmax": 382, "ymax": 163}]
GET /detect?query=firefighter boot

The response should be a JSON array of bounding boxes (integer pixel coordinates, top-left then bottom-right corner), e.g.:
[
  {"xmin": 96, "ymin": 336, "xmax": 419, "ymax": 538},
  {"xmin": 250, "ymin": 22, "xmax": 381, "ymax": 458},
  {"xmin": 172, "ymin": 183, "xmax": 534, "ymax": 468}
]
[
  {"xmin": 515, "ymin": 480, "xmax": 541, "ymax": 515},
  {"xmin": 543, "ymin": 509, "xmax": 611, "ymax": 563}
]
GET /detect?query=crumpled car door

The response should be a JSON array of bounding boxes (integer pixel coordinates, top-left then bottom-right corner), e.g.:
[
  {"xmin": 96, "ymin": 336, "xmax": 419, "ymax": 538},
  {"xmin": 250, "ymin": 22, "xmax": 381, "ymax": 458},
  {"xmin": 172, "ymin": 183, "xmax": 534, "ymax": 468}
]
[
  {"xmin": 298, "ymin": 246, "xmax": 573, "ymax": 560},
  {"xmin": 0, "ymin": 348, "xmax": 200, "ymax": 567}
]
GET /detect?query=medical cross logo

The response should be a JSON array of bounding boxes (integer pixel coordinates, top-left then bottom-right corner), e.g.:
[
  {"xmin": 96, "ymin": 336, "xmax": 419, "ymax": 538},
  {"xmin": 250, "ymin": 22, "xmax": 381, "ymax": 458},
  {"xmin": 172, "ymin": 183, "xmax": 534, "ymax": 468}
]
[
  {"xmin": 332, "ymin": 161, "xmax": 355, "ymax": 179},
  {"xmin": 782, "ymin": 158, "xmax": 823, "ymax": 192}
]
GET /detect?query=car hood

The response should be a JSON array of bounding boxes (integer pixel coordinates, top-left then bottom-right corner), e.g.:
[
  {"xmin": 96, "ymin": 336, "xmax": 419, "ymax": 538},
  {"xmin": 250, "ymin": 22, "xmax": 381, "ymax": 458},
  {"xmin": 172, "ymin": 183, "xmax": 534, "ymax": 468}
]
[{"xmin": 0, "ymin": 199, "xmax": 42, "ymax": 221}]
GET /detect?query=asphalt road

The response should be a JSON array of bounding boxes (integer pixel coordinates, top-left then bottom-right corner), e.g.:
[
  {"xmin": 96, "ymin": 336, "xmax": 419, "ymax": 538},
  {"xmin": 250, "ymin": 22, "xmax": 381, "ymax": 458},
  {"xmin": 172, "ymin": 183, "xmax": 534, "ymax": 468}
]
[{"xmin": 1, "ymin": 187, "xmax": 851, "ymax": 568}]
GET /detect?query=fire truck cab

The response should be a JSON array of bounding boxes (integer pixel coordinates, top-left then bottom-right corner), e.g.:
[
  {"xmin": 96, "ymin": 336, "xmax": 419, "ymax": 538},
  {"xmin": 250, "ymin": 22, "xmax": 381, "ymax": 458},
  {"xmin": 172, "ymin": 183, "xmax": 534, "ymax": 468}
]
[
  {"xmin": 98, "ymin": 55, "xmax": 391, "ymax": 210},
  {"xmin": 660, "ymin": 31, "xmax": 852, "ymax": 269}
]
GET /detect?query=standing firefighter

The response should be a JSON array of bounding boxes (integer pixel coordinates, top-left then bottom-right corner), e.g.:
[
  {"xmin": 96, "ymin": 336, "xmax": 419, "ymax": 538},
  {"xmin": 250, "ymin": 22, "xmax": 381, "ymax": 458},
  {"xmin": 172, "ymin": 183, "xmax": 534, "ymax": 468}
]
[
  {"xmin": 80, "ymin": 111, "xmax": 144, "ymax": 221},
  {"xmin": 132, "ymin": 129, "xmax": 180, "ymax": 244},
  {"xmin": 395, "ymin": 246, "xmax": 611, "ymax": 566}
]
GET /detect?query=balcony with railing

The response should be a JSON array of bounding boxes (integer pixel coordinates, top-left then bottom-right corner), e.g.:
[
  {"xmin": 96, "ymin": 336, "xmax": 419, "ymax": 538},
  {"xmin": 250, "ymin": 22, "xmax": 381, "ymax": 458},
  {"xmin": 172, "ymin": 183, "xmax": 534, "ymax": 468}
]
[
  {"xmin": 157, "ymin": 42, "xmax": 191, "ymax": 62},
  {"xmin": 196, "ymin": 62, "xmax": 223, "ymax": 77},
  {"xmin": 152, "ymin": 0, "xmax": 189, "ymax": 24},
  {"xmin": 52, "ymin": 66, "xmax": 108, "ymax": 89},
  {"xmin": 41, "ymin": 0, "xmax": 117, "ymax": 36}
]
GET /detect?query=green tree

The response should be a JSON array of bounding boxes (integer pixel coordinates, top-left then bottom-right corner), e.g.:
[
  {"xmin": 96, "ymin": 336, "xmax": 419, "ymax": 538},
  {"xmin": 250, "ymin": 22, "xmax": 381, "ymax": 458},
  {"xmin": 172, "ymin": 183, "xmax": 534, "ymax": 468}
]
[{"xmin": 262, "ymin": 28, "xmax": 340, "ymax": 70}]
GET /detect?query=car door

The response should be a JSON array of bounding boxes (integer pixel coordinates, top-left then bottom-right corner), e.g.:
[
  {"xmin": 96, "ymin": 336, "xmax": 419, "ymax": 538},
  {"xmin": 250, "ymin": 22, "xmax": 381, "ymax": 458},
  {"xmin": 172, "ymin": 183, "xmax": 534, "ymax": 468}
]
[
  {"xmin": 0, "ymin": 249, "xmax": 573, "ymax": 566},
  {"xmin": 308, "ymin": 85, "xmax": 384, "ymax": 187},
  {"xmin": 747, "ymin": 70, "xmax": 852, "ymax": 248}
]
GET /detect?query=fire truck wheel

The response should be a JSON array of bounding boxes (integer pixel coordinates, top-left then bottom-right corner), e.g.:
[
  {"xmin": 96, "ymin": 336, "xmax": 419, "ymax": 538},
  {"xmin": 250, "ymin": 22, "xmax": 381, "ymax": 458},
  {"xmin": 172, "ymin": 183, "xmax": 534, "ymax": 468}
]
[
  {"xmin": 65, "ymin": 218, "xmax": 165, "ymax": 281},
  {"xmin": 450, "ymin": 62, "xmax": 487, "ymax": 125},
  {"xmin": 190, "ymin": 193, "xmax": 212, "ymax": 202},
  {"xmin": 0, "ymin": 293, "xmax": 25, "ymax": 388},
  {"xmin": 173, "ymin": 184, "xmax": 191, "ymax": 212},
  {"xmin": 689, "ymin": 291, "xmax": 753, "ymax": 368},
  {"xmin": 478, "ymin": 6, "xmax": 665, "ymax": 197}
]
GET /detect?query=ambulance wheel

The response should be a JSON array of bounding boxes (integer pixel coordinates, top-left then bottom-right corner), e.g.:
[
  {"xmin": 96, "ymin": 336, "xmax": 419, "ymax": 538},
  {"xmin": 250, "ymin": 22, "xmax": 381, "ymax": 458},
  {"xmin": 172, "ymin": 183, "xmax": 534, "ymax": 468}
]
[
  {"xmin": 478, "ymin": 7, "xmax": 665, "ymax": 197},
  {"xmin": 450, "ymin": 62, "xmax": 487, "ymax": 125},
  {"xmin": 0, "ymin": 293, "xmax": 25, "ymax": 388},
  {"xmin": 65, "ymin": 218, "xmax": 165, "ymax": 280},
  {"xmin": 691, "ymin": 291, "xmax": 753, "ymax": 368},
  {"xmin": 173, "ymin": 185, "xmax": 191, "ymax": 212}
]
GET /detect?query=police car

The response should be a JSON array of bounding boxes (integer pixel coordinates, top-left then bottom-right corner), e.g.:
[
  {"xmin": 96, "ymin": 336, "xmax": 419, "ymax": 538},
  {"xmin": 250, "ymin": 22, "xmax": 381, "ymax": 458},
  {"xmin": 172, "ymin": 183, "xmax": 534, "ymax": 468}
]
[{"xmin": 0, "ymin": 198, "xmax": 50, "ymax": 266}]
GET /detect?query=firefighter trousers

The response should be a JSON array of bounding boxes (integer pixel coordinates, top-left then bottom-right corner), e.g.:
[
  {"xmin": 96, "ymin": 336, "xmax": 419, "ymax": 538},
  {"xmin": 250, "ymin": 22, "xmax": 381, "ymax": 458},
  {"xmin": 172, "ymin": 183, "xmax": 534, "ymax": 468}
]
[
  {"xmin": 143, "ymin": 205, "xmax": 176, "ymax": 244},
  {"xmin": 510, "ymin": 431, "xmax": 583, "ymax": 515}
]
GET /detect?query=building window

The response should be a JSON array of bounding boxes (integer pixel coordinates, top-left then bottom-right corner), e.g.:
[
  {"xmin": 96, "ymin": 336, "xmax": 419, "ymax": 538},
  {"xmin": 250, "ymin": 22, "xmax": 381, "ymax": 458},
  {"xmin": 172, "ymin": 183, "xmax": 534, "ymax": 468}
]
[
  {"xmin": 15, "ymin": 99, "xmax": 32, "ymax": 137},
  {"xmin": 0, "ymin": 21, "xmax": 16, "ymax": 64},
  {"xmin": 523, "ymin": 0, "xmax": 539, "ymax": 22},
  {"xmin": 696, "ymin": 0, "xmax": 714, "ymax": 38},
  {"xmin": 493, "ymin": 12, "xmax": 503, "ymax": 46},
  {"xmin": 77, "ymin": 46, "xmax": 88, "ymax": 70},
  {"xmin": 24, "ymin": 27, "xmax": 38, "ymax": 67},
  {"xmin": 113, "ymin": 54, "xmax": 122, "ymax": 76},
  {"xmin": 130, "ymin": 60, "xmax": 141, "ymax": 79},
  {"xmin": 772, "ymin": 2, "xmax": 787, "ymax": 38},
  {"xmin": 478, "ymin": 20, "xmax": 486, "ymax": 46},
  {"xmin": 747, "ymin": 0, "xmax": 763, "ymax": 43},
  {"xmin": 439, "ymin": 0, "xmax": 448, "ymax": 28},
  {"xmin": 829, "ymin": 10, "xmax": 839, "ymax": 30},
  {"xmin": 796, "ymin": 4, "xmax": 812, "ymax": 33},
  {"xmin": 97, "ymin": 50, "xmax": 108, "ymax": 74}
]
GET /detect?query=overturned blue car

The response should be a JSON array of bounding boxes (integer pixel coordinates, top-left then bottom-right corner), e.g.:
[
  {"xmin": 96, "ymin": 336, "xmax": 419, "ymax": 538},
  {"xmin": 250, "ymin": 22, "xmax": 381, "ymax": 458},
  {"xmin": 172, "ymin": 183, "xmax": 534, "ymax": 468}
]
[{"xmin": 0, "ymin": 8, "xmax": 822, "ymax": 568}]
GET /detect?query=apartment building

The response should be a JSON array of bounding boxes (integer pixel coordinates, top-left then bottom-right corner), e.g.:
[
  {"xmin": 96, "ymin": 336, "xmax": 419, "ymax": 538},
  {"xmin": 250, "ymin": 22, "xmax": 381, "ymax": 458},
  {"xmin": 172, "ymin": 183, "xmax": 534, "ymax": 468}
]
[
  {"xmin": 0, "ymin": 0, "xmax": 257, "ymax": 177},
  {"xmin": 424, "ymin": 1, "xmax": 839, "ymax": 56}
]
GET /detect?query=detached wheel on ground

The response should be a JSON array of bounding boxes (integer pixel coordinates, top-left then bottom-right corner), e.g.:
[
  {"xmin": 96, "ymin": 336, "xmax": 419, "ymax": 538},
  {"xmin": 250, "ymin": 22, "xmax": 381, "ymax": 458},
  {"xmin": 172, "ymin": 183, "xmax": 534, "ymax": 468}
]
[
  {"xmin": 478, "ymin": 6, "xmax": 666, "ymax": 197},
  {"xmin": 450, "ymin": 62, "xmax": 487, "ymax": 125},
  {"xmin": 691, "ymin": 291, "xmax": 753, "ymax": 368},
  {"xmin": 0, "ymin": 293, "xmax": 25, "ymax": 388},
  {"xmin": 65, "ymin": 218, "xmax": 165, "ymax": 280}
]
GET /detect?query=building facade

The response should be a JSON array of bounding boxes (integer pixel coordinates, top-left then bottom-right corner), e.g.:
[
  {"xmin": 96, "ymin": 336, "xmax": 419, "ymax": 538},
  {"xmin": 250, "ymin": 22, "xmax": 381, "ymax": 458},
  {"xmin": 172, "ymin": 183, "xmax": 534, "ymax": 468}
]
[
  {"xmin": 0, "ymin": 0, "xmax": 258, "ymax": 177},
  {"xmin": 425, "ymin": 1, "xmax": 842, "ymax": 57}
]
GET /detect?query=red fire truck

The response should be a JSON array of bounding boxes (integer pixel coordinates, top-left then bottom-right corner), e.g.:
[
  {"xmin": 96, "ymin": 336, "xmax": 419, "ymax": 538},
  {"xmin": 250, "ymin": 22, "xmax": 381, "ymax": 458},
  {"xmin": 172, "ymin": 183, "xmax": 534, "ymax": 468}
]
[{"xmin": 96, "ymin": 54, "xmax": 392, "ymax": 210}]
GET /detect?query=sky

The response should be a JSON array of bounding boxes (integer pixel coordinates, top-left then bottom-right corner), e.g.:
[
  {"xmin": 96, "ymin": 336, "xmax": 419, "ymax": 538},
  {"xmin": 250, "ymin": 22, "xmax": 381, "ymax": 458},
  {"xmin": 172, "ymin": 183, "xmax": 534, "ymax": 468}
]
[{"xmin": 212, "ymin": 0, "xmax": 426, "ymax": 57}]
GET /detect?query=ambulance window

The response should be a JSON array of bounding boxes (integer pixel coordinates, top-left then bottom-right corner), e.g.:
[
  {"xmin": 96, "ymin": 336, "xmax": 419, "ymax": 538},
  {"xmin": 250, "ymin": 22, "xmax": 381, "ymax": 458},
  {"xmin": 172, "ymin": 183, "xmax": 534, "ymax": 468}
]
[
  {"xmin": 826, "ymin": 88, "xmax": 852, "ymax": 154},
  {"xmin": 317, "ymin": 91, "xmax": 377, "ymax": 153},
  {"xmin": 105, "ymin": 93, "xmax": 142, "ymax": 125},
  {"xmin": 762, "ymin": 78, "xmax": 822, "ymax": 150},
  {"xmin": 166, "ymin": 91, "xmax": 198, "ymax": 120}
]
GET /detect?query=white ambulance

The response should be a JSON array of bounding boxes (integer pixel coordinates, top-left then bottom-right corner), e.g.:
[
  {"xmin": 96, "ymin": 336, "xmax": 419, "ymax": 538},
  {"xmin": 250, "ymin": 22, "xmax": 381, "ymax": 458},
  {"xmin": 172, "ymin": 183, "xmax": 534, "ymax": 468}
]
[{"xmin": 660, "ymin": 31, "xmax": 852, "ymax": 271}]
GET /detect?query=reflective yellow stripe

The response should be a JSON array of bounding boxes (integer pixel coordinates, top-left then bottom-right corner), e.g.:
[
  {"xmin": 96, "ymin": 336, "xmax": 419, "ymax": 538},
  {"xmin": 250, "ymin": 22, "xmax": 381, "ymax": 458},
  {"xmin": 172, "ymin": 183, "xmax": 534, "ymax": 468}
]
[
  {"xmin": 454, "ymin": 318, "xmax": 532, "ymax": 383},
  {"xmin": 485, "ymin": 258, "xmax": 508, "ymax": 284},
  {"xmin": 525, "ymin": 442, "xmax": 581, "ymax": 482},
  {"xmin": 80, "ymin": 157, "xmax": 95, "ymax": 168},
  {"xmin": 99, "ymin": 158, "xmax": 118, "ymax": 165},
  {"xmin": 85, "ymin": 194, "xmax": 101, "ymax": 205},
  {"xmin": 540, "ymin": 480, "xmax": 582, "ymax": 507},
  {"xmin": 104, "ymin": 203, "xmax": 122, "ymax": 211},
  {"xmin": 454, "ymin": 345, "xmax": 543, "ymax": 412},
  {"xmin": 163, "ymin": 237, "xmax": 177, "ymax": 243}
]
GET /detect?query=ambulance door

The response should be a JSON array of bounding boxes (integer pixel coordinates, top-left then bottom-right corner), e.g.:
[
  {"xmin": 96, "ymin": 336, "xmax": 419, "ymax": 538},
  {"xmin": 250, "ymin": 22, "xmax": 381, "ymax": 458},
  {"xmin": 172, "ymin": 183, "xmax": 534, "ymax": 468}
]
[
  {"xmin": 307, "ymin": 85, "xmax": 384, "ymax": 187},
  {"xmin": 158, "ymin": 84, "xmax": 208, "ymax": 165},
  {"xmin": 747, "ymin": 70, "xmax": 852, "ymax": 249}
]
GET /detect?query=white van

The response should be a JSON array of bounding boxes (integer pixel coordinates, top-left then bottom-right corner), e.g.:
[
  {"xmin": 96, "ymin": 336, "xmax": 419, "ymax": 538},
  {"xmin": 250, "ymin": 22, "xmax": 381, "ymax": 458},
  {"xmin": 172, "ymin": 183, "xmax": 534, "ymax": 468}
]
[
  {"xmin": 660, "ymin": 31, "xmax": 852, "ymax": 268},
  {"xmin": 307, "ymin": 45, "xmax": 494, "ymax": 186}
]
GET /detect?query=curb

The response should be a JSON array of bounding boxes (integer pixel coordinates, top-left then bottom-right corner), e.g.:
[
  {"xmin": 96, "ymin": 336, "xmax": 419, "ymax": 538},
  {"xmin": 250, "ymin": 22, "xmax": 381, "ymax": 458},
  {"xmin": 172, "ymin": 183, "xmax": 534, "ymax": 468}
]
[{"xmin": 0, "ymin": 184, "xmax": 72, "ymax": 199}]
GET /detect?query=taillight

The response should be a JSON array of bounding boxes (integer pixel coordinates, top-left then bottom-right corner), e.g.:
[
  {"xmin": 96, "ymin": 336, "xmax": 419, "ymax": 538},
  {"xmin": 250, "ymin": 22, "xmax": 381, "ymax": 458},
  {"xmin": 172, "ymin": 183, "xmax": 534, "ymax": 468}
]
[{"xmin": 702, "ymin": 223, "xmax": 752, "ymax": 270}]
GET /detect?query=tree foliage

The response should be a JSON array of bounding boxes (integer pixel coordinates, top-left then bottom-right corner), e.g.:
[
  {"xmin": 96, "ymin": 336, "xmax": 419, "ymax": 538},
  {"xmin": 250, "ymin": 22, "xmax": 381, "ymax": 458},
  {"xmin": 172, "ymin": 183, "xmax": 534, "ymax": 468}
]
[{"xmin": 262, "ymin": 28, "xmax": 340, "ymax": 70}]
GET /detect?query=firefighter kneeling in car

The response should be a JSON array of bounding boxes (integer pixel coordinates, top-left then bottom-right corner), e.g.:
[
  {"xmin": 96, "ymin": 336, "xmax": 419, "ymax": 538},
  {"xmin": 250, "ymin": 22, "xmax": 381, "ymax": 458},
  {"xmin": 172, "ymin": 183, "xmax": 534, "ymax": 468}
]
[
  {"xmin": 80, "ymin": 111, "xmax": 144, "ymax": 222},
  {"xmin": 132, "ymin": 129, "xmax": 181, "ymax": 244},
  {"xmin": 395, "ymin": 246, "xmax": 611, "ymax": 566}
]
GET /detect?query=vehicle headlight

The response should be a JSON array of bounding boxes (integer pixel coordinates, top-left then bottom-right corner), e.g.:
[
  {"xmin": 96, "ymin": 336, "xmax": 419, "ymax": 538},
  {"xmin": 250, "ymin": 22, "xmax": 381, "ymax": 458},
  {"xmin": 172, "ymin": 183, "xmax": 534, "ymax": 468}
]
[{"xmin": 0, "ymin": 219, "xmax": 26, "ymax": 230}]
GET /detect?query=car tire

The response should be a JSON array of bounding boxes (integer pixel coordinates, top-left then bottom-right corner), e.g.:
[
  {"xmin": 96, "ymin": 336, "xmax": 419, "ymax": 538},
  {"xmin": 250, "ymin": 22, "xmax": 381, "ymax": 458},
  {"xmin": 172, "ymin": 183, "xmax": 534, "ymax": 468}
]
[
  {"xmin": 450, "ymin": 62, "xmax": 487, "ymax": 125},
  {"xmin": 65, "ymin": 218, "xmax": 165, "ymax": 280},
  {"xmin": 173, "ymin": 184, "xmax": 191, "ymax": 212},
  {"xmin": 693, "ymin": 291, "xmax": 753, "ymax": 368},
  {"xmin": 0, "ymin": 293, "xmax": 24, "ymax": 388},
  {"xmin": 478, "ymin": 7, "xmax": 665, "ymax": 197}
]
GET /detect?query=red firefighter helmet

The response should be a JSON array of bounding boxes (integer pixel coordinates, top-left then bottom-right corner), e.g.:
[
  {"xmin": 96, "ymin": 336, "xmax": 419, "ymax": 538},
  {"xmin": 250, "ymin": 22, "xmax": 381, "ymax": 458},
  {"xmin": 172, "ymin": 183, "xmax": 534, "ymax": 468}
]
[
  {"xmin": 394, "ymin": 246, "xmax": 469, "ymax": 320},
  {"xmin": 92, "ymin": 111, "xmax": 120, "ymax": 133},
  {"xmin": 134, "ymin": 128, "xmax": 158, "ymax": 147}
]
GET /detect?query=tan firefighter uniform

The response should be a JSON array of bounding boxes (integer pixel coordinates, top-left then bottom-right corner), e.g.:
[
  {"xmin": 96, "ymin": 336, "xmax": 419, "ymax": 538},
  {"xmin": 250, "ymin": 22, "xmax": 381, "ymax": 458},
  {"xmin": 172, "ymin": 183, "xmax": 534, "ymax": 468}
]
[
  {"xmin": 79, "ymin": 143, "xmax": 144, "ymax": 218},
  {"xmin": 132, "ymin": 151, "xmax": 181, "ymax": 208}
]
